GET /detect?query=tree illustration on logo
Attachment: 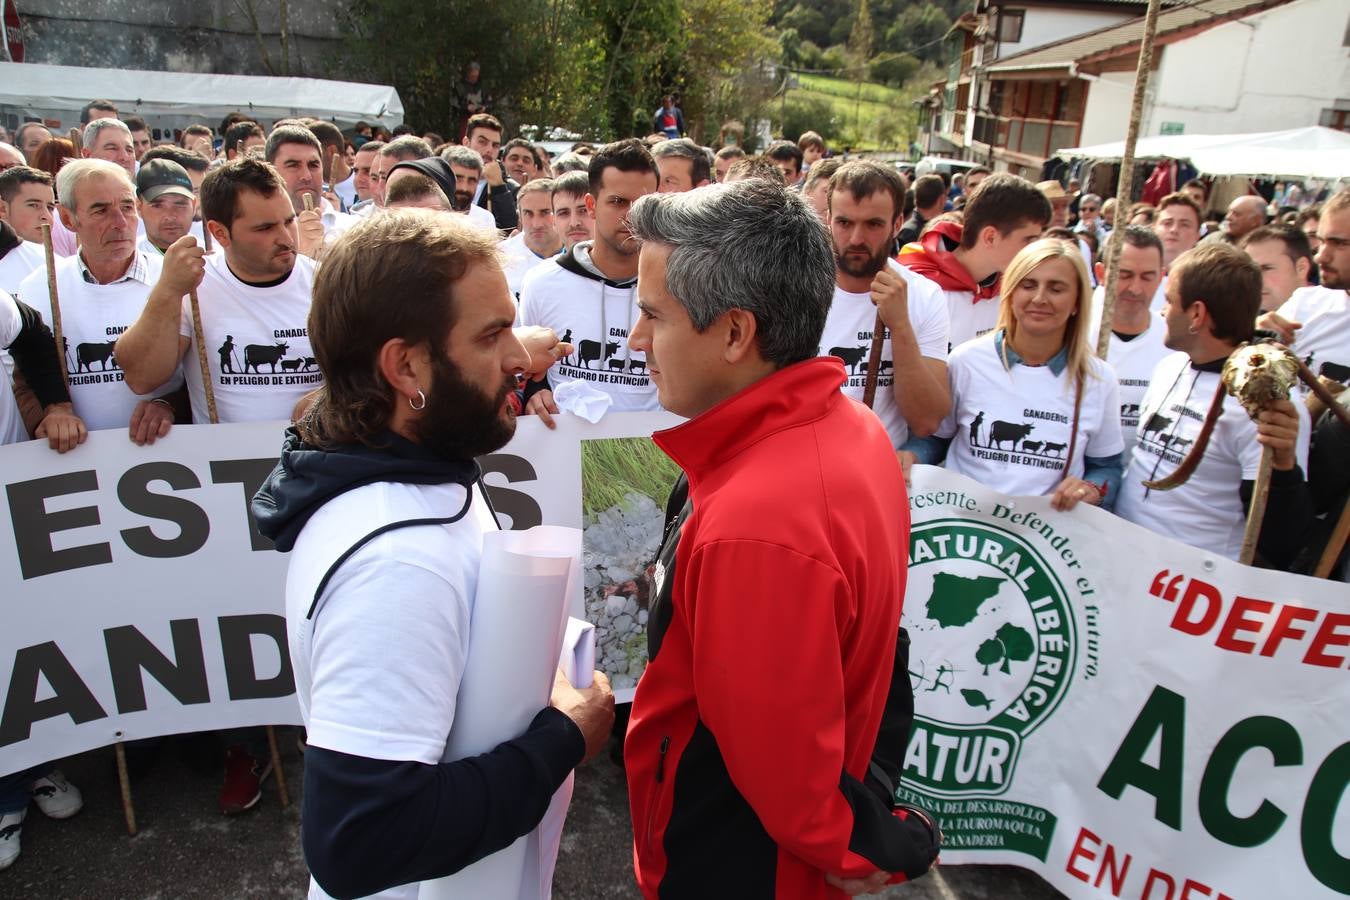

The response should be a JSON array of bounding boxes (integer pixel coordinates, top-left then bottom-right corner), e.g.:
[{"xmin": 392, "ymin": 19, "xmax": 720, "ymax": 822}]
[{"xmin": 975, "ymin": 622, "xmax": 1034, "ymax": 675}]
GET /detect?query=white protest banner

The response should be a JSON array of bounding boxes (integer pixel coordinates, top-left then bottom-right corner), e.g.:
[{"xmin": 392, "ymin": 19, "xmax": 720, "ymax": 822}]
[
  {"xmin": 900, "ymin": 465, "xmax": 1348, "ymax": 899},
  {"xmin": 0, "ymin": 412, "xmax": 679, "ymax": 777}
]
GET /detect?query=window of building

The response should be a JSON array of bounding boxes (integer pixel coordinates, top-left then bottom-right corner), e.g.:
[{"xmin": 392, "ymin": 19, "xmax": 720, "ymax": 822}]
[
  {"xmin": 1320, "ymin": 107, "xmax": 1349, "ymax": 132},
  {"xmin": 998, "ymin": 9, "xmax": 1025, "ymax": 43}
]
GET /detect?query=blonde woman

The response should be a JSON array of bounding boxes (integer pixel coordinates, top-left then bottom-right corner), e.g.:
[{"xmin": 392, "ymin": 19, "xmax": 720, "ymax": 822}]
[{"xmin": 934, "ymin": 238, "xmax": 1125, "ymax": 510}]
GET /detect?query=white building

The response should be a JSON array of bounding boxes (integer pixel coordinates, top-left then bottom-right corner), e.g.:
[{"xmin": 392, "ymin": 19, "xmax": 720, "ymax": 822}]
[
  {"xmin": 926, "ymin": 0, "xmax": 1350, "ymax": 176},
  {"xmin": 979, "ymin": 0, "xmax": 1147, "ymax": 62}
]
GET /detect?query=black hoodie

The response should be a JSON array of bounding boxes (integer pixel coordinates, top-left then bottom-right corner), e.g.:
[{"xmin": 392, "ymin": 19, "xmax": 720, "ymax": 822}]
[
  {"xmin": 251, "ymin": 426, "xmax": 480, "ymax": 551},
  {"xmin": 251, "ymin": 428, "xmax": 585, "ymax": 900}
]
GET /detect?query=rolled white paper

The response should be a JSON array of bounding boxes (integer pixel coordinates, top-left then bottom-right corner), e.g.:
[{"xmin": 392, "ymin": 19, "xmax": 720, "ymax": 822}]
[{"xmin": 421, "ymin": 525, "xmax": 582, "ymax": 900}]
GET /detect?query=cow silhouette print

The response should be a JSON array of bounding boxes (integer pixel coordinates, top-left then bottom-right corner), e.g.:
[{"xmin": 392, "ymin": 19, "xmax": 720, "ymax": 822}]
[{"xmin": 967, "ymin": 412, "xmax": 1067, "ymax": 457}]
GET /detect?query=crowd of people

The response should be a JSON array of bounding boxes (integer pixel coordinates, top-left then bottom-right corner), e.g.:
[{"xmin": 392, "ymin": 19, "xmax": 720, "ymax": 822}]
[{"xmin": 0, "ymin": 96, "xmax": 1346, "ymax": 897}]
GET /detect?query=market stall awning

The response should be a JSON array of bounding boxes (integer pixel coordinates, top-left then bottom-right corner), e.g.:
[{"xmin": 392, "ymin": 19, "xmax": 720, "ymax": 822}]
[
  {"xmin": 1055, "ymin": 126, "xmax": 1350, "ymax": 180},
  {"xmin": 0, "ymin": 61, "xmax": 403, "ymax": 128}
]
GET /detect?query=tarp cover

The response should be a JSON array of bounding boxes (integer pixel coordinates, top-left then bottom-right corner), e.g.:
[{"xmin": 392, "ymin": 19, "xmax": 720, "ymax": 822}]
[
  {"xmin": 1056, "ymin": 126, "xmax": 1350, "ymax": 180},
  {"xmin": 0, "ymin": 61, "xmax": 403, "ymax": 127}
]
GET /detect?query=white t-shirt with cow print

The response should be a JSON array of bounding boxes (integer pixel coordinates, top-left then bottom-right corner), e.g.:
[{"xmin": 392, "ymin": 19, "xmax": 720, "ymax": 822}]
[
  {"xmin": 820, "ymin": 260, "xmax": 949, "ymax": 449},
  {"xmin": 1085, "ymin": 297, "xmax": 1179, "ymax": 456},
  {"xmin": 1275, "ymin": 286, "xmax": 1350, "ymax": 388},
  {"xmin": 516, "ymin": 244, "xmax": 660, "ymax": 413},
  {"xmin": 936, "ymin": 331, "xmax": 1123, "ymax": 498},
  {"xmin": 179, "ymin": 252, "xmax": 321, "ymax": 424},
  {"xmin": 1116, "ymin": 353, "xmax": 1310, "ymax": 561},
  {"xmin": 16, "ymin": 251, "xmax": 186, "ymax": 432},
  {"xmin": 1099, "ymin": 325, "xmax": 1177, "ymax": 457}
]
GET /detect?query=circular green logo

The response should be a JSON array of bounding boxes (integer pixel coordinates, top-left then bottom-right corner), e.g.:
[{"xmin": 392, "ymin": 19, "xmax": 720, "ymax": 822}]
[{"xmin": 901, "ymin": 518, "xmax": 1077, "ymax": 796}]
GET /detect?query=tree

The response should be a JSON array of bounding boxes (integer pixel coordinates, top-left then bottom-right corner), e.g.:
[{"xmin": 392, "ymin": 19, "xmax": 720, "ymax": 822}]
[
  {"xmin": 994, "ymin": 623, "xmax": 1034, "ymax": 672},
  {"xmin": 780, "ymin": 3, "xmax": 830, "ymax": 47},
  {"xmin": 845, "ymin": 0, "xmax": 872, "ymax": 137},
  {"xmin": 973, "ymin": 622, "xmax": 1035, "ymax": 675},
  {"xmin": 883, "ymin": 3, "xmax": 951, "ymax": 64},
  {"xmin": 975, "ymin": 638, "xmax": 1002, "ymax": 676},
  {"xmin": 677, "ymin": 0, "xmax": 777, "ymax": 142},
  {"xmin": 339, "ymin": 0, "xmax": 572, "ymax": 134},
  {"xmin": 869, "ymin": 50, "xmax": 919, "ymax": 87}
]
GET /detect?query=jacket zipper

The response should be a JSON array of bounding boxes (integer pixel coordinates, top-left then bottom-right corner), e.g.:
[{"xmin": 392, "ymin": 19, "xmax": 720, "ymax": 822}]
[
  {"xmin": 645, "ymin": 736, "xmax": 671, "ymax": 851},
  {"xmin": 656, "ymin": 736, "xmax": 670, "ymax": 782}
]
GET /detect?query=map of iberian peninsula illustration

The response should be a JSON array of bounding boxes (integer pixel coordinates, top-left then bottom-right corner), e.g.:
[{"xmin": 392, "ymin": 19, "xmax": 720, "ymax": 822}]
[{"xmin": 926, "ymin": 573, "xmax": 1004, "ymax": 627}]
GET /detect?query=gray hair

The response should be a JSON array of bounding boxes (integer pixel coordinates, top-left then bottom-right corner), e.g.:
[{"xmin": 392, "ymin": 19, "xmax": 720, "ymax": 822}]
[
  {"xmin": 1080, "ymin": 193, "xmax": 1103, "ymax": 207},
  {"xmin": 650, "ymin": 138, "xmax": 710, "ymax": 186},
  {"xmin": 56, "ymin": 158, "xmax": 134, "ymax": 212},
  {"xmin": 381, "ymin": 135, "xmax": 433, "ymax": 162},
  {"xmin": 628, "ymin": 179, "xmax": 834, "ymax": 367},
  {"xmin": 83, "ymin": 117, "xmax": 131, "ymax": 150},
  {"xmin": 551, "ymin": 152, "xmax": 589, "ymax": 175},
  {"xmin": 441, "ymin": 145, "xmax": 483, "ymax": 174}
]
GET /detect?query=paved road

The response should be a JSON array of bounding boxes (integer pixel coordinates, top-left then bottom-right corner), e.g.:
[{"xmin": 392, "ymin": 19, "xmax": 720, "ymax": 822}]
[{"xmin": 2, "ymin": 731, "xmax": 1064, "ymax": 899}]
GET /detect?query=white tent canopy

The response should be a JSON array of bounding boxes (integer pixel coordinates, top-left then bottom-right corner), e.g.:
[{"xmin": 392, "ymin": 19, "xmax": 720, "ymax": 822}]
[
  {"xmin": 1056, "ymin": 126, "xmax": 1350, "ymax": 181},
  {"xmin": 0, "ymin": 62, "xmax": 403, "ymax": 129}
]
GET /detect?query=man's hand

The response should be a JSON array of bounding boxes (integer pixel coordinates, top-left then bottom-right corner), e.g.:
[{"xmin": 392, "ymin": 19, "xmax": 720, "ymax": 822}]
[
  {"xmin": 483, "ymin": 160, "xmax": 505, "ymax": 188},
  {"xmin": 129, "ymin": 399, "xmax": 173, "ymax": 446},
  {"xmin": 1256, "ymin": 312, "xmax": 1300, "ymax": 345},
  {"xmin": 297, "ymin": 207, "xmax": 325, "ymax": 258},
  {"xmin": 515, "ymin": 326, "xmax": 573, "ymax": 379},
  {"xmin": 160, "ymin": 235, "xmax": 206, "ymax": 298},
  {"xmin": 870, "ymin": 267, "xmax": 909, "ymax": 332},
  {"xmin": 825, "ymin": 871, "xmax": 891, "ymax": 896},
  {"xmin": 186, "ymin": 135, "xmax": 213, "ymax": 159},
  {"xmin": 1255, "ymin": 398, "xmax": 1302, "ymax": 470},
  {"xmin": 525, "ymin": 389, "xmax": 560, "ymax": 429},
  {"xmin": 550, "ymin": 669, "xmax": 615, "ymax": 764},
  {"xmin": 36, "ymin": 403, "xmax": 87, "ymax": 453}
]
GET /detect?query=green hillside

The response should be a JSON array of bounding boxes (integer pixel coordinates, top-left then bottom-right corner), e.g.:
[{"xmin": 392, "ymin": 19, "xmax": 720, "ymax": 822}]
[{"xmin": 782, "ymin": 70, "xmax": 932, "ymax": 150}]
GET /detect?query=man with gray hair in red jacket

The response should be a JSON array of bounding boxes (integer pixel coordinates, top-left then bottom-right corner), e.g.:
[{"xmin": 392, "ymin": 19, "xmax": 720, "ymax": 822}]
[{"xmin": 624, "ymin": 179, "xmax": 941, "ymax": 899}]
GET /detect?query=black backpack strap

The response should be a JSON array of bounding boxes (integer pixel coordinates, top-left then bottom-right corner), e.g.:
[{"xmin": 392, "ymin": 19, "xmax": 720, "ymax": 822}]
[{"xmin": 306, "ymin": 486, "xmax": 476, "ymax": 620}]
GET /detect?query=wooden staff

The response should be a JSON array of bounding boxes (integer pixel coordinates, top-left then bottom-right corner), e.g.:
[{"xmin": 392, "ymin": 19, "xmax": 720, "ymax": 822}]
[
  {"xmin": 862, "ymin": 312, "xmax": 886, "ymax": 408},
  {"xmin": 194, "ymin": 222, "xmax": 289, "ymax": 807},
  {"xmin": 1314, "ymin": 498, "xmax": 1350, "ymax": 579},
  {"xmin": 113, "ymin": 742, "xmax": 137, "ymax": 835},
  {"xmin": 267, "ymin": 723, "xmax": 292, "ymax": 808},
  {"xmin": 187, "ymin": 223, "xmax": 219, "ymax": 426},
  {"xmin": 39, "ymin": 224, "xmax": 68, "ymax": 384},
  {"xmin": 1095, "ymin": 0, "xmax": 1162, "ymax": 360},
  {"xmin": 1238, "ymin": 448, "xmax": 1273, "ymax": 566},
  {"xmin": 45, "ymin": 222, "xmax": 142, "ymax": 834},
  {"xmin": 328, "ymin": 148, "xmax": 341, "ymax": 193}
]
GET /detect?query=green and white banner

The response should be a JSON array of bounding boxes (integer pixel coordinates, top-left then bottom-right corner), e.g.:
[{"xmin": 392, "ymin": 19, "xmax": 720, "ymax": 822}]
[
  {"xmin": 901, "ymin": 466, "xmax": 1348, "ymax": 899},
  {"xmin": 1, "ymin": 418, "xmax": 1344, "ymax": 899}
]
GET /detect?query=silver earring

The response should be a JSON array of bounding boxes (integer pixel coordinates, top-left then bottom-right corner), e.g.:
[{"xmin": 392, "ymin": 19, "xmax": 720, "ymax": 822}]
[{"xmin": 409, "ymin": 390, "xmax": 427, "ymax": 410}]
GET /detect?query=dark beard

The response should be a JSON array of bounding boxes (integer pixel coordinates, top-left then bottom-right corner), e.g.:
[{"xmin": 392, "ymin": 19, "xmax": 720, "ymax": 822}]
[
  {"xmin": 834, "ymin": 241, "xmax": 891, "ymax": 280},
  {"xmin": 452, "ymin": 190, "xmax": 473, "ymax": 212},
  {"xmin": 413, "ymin": 349, "xmax": 518, "ymax": 462}
]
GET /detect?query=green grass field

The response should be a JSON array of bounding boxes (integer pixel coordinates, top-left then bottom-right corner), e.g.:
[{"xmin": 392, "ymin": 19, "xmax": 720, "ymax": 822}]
[
  {"xmin": 798, "ymin": 72, "xmax": 909, "ymax": 105},
  {"xmin": 580, "ymin": 436, "xmax": 682, "ymax": 518},
  {"xmin": 786, "ymin": 72, "xmax": 919, "ymax": 149}
]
